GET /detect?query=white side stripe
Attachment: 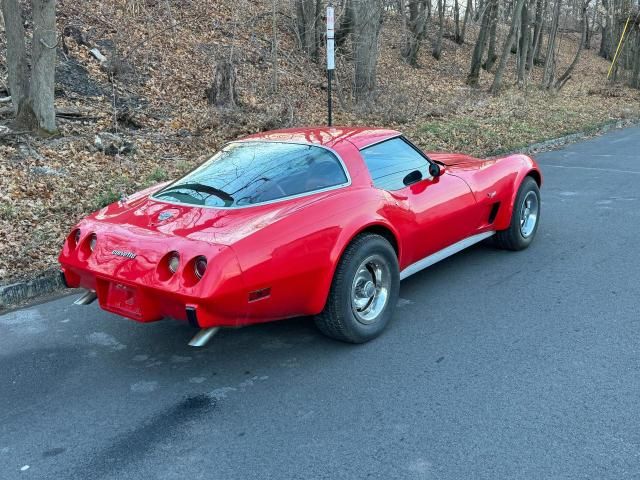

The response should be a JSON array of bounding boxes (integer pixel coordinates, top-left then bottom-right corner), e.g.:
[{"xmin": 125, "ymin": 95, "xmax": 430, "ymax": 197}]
[{"xmin": 399, "ymin": 231, "xmax": 495, "ymax": 280}]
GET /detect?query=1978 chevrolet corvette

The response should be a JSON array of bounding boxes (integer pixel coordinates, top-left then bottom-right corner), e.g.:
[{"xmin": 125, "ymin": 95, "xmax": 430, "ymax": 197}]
[{"xmin": 59, "ymin": 127, "xmax": 542, "ymax": 345}]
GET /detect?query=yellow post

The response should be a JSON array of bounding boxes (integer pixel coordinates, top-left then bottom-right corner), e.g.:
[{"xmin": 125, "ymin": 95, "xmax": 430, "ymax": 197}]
[{"xmin": 608, "ymin": 14, "xmax": 632, "ymax": 79}]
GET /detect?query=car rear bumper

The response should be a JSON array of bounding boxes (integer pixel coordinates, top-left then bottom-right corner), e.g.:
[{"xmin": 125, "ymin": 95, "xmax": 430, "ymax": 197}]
[{"xmin": 61, "ymin": 266, "xmax": 248, "ymax": 328}]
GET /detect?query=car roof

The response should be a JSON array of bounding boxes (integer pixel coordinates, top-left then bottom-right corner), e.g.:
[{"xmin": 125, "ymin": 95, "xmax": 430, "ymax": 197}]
[{"xmin": 239, "ymin": 126, "xmax": 401, "ymax": 150}]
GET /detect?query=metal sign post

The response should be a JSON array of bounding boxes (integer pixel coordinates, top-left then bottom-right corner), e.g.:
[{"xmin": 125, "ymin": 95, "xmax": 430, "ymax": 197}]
[{"xmin": 326, "ymin": 5, "xmax": 335, "ymax": 127}]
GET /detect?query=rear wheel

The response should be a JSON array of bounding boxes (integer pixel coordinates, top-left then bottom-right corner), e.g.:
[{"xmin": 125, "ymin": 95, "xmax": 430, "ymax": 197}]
[
  {"xmin": 315, "ymin": 233, "xmax": 399, "ymax": 343},
  {"xmin": 494, "ymin": 176, "xmax": 541, "ymax": 251}
]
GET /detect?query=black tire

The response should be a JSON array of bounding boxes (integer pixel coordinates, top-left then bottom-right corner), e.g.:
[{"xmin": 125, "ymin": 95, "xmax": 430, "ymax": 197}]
[
  {"xmin": 315, "ymin": 233, "xmax": 400, "ymax": 343},
  {"xmin": 494, "ymin": 176, "xmax": 541, "ymax": 251}
]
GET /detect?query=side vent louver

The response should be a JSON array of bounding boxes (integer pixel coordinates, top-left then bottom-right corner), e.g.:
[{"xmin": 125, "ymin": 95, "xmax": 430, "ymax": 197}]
[{"xmin": 488, "ymin": 202, "xmax": 501, "ymax": 224}]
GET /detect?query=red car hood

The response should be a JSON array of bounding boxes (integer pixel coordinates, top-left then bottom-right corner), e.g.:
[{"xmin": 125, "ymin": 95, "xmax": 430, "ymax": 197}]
[{"xmin": 427, "ymin": 152, "xmax": 483, "ymax": 166}]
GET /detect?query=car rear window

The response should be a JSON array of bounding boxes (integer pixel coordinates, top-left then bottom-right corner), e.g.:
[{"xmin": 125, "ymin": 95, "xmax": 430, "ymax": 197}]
[{"xmin": 153, "ymin": 141, "xmax": 349, "ymax": 207}]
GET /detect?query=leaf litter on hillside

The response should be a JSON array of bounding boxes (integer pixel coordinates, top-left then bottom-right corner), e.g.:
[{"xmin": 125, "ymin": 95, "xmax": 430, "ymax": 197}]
[{"xmin": 0, "ymin": 0, "xmax": 639, "ymax": 283}]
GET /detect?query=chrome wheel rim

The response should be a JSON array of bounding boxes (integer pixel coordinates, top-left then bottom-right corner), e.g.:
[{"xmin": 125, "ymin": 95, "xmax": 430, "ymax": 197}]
[
  {"xmin": 351, "ymin": 254, "xmax": 391, "ymax": 325},
  {"xmin": 520, "ymin": 191, "xmax": 539, "ymax": 238}
]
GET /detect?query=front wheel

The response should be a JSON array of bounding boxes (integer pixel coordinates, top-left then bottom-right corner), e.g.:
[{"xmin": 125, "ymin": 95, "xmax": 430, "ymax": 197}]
[
  {"xmin": 494, "ymin": 176, "xmax": 541, "ymax": 251},
  {"xmin": 315, "ymin": 233, "xmax": 400, "ymax": 343}
]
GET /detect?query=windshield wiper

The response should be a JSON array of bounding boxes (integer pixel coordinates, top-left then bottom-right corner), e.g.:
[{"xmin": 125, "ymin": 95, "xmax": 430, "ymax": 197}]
[{"xmin": 156, "ymin": 183, "xmax": 234, "ymax": 204}]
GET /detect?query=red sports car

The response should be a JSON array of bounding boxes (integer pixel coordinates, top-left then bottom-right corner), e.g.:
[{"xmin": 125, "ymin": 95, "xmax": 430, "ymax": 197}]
[{"xmin": 59, "ymin": 127, "xmax": 542, "ymax": 345}]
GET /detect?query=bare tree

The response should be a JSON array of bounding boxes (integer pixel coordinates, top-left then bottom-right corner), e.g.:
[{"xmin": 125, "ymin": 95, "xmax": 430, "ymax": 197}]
[
  {"xmin": 401, "ymin": 0, "xmax": 430, "ymax": 66},
  {"xmin": 1, "ymin": 0, "xmax": 58, "ymax": 134},
  {"xmin": 453, "ymin": 0, "xmax": 461, "ymax": 43},
  {"xmin": 432, "ymin": 0, "xmax": 446, "ymax": 59},
  {"xmin": 527, "ymin": 0, "xmax": 546, "ymax": 70},
  {"xmin": 467, "ymin": 0, "xmax": 495, "ymax": 85},
  {"xmin": 632, "ymin": 31, "xmax": 640, "ymax": 88},
  {"xmin": 206, "ymin": 59, "xmax": 238, "ymax": 108},
  {"xmin": 336, "ymin": 0, "xmax": 355, "ymax": 48},
  {"xmin": 542, "ymin": 0, "xmax": 562, "ymax": 88},
  {"xmin": 1, "ymin": 0, "xmax": 30, "ymax": 118},
  {"xmin": 517, "ymin": 0, "xmax": 533, "ymax": 86},
  {"xmin": 483, "ymin": 2, "xmax": 499, "ymax": 70},
  {"xmin": 351, "ymin": 0, "xmax": 384, "ymax": 103},
  {"xmin": 552, "ymin": 0, "xmax": 589, "ymax": 90},
  {"xmin": 490, "ymin": 0, "xmax": 527, "ymax": 94},
  {"xmin": 295, "ymin": 0, "xmax": 322, "ymax": 59},
  {"xmin": 599, "ymin": 0, "xmax": 613, "ymax": 59},
  {"xmin": 272, "ymin": 0, "xmax": 278, "ymax": 91},
  {"xmin": 459, "ymin": 0, "xmax": 473, "ymax": 43},
  {"xmin": 585, "ymin": 0, "xmax": 598, "ymax": 49},
  {"xmin": 475, "ymin": 0, "xmax": 484, "ymax": 20}
]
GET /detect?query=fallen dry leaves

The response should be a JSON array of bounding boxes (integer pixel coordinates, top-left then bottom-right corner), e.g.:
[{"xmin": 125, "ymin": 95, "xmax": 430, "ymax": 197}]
[{"xmin": 1, "ymin": 0, "xmax": 639, "ymax": 283}]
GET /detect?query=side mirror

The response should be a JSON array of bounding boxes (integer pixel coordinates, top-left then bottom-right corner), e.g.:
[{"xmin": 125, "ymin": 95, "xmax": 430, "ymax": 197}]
[
  {"xmin": 429, "ymin": 163, "xmax": 444, "ymax": 177},
  {"xmin": 403, "ymin": 170, "xmax": 423, "ymax": 186}
]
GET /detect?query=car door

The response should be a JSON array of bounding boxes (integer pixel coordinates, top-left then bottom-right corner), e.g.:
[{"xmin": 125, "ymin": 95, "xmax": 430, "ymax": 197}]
[{"xmin": 360, "ymin": 137, "xmax": 481, "ymax": 267}]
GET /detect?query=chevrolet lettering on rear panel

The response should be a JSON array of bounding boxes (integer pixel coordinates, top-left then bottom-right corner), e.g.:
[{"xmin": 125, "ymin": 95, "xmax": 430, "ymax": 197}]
[{"xmin": 112, "ymin": 250, "xmax": 137, "ymax": 259}]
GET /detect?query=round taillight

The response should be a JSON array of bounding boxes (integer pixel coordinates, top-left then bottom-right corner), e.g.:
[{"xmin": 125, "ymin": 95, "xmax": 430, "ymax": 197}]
[
  {"xmin": 89, "ymin": 234, "xmax": 97, "ymax": 252},
  {"xmin": 194, "ymin": 256, "xmax": 207, "ymax": 279},
  {"xmin": 73, "ymin": 229, "xmax": 81, "ymax": 247},
  {"xmin": 168, "ymin": 253, "xmax": 180, "ymax": 274}
]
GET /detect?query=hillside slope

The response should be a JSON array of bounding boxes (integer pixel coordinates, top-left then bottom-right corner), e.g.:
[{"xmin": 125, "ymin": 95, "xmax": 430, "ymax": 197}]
[{"xmin": 1, "ymin": 0, "xmax": 638, "ymax": 283}]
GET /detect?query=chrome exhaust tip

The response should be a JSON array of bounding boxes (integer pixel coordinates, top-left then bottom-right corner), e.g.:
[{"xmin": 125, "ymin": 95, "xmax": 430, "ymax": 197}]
[
  {"xmin": 74, "ymin": 290, "xmax": 98, "ymax": 306},
  {"xmin": 188, "ymin": 327, "xmax": 220, "ymax": 347}
]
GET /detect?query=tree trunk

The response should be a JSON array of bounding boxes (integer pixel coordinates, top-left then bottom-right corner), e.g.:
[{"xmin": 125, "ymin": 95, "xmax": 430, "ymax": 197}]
[
  {"xmin": 527, "ymin": 0, "xmax": 543, "ymax": 69},
  {"xmin": 584, "ymin": 9, "xmax": 590, "ymax": 49},
  {"xmin": 1, "ymin": 0, "xmax": 31, "ymax": 119},
  {"xmin": 402, "ymin": 0, "xmax": 429, "ymax": 66},
  {"xmin": 206, "ymin": 59, "xmax": 238, "ymax": 108},
  {"xmin": 533, "ymin": 0, "xmax": 547, "ymax": 65},
  {"xmin": 295, "ymin": 0, "xmax": 320, "ymax": 59},
  {"xmin": 352, "ymin": 0, "xmax": 383, "ymax": 104},
  {"xmin": 587, "ymin": 0, "xmax": 598, "ymax": 50},
  {"xmin": 599, "ymin": 0, "xmax": 612, "ymax": 59},
  {"xmin": 454, "ymin": 0, "xmax": 461, "ymax": 43},
  {"xmin": 542, "ymin": 0, "xmax": 561, "ymax": 88},
  {"xmin": 467, "ymin": 0, "xmax": 494, "ymax": 85},
  {"xmin": 483, "ymin": 0, "xmax": 499, "ymax": 70},
  {"xmin": 631, "ymin": 31, "xmax": 640, "ymax": 88},
  {"xmin": 336, "ymin": 0, "xmax": 354, "ymax": 48},
  {"xmin": 1, "ymin": 0, "xmax": 57, "ymax": 133},
  {"xmin": 460, "ymin": 0, "xmax": 472, "ymax": 43},
  {"xmin": 517, "ymin": 0, "xmax": 531, "ymax": 86},
  {"xmin": 432, "ymin": 0, "xmax": 446, "ymax": 59},
  {"xmin": 475, "ymin": 0, "xmax": 484, "ymax": 20},
  {"xmin": 553, "ymin": 1, "xmax": 587, "ymax": 90},
  {"xmin": 490, "ymin": 0, "xmax": 527, "ymax": 94},
  {"xmin": 272, "ymin": 0, "xmax": 278, "ymax": 92},
  {"xmin": 31, "ymin": 0, "xmax": 57, "ymax": 134}
]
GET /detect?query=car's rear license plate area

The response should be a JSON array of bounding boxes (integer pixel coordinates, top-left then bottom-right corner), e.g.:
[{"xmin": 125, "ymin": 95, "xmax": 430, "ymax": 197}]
[{"xmin": 106, "ymin": 282, "xmax": 142, "ymax": 317}]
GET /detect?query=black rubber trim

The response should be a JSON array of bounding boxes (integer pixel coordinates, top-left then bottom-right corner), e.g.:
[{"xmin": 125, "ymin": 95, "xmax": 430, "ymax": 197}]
[
  {"xmin": 186, "ymin": 307, "xmax": 200, "ymax": 328},
  {"xmin": 60, "ymin": 270, "xmax": 70, "ymax": 288}
]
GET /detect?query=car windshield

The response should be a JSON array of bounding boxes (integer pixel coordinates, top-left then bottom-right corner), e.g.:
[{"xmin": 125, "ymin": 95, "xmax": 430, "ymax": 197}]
[{"xmin": 153, "ymin": 141, "xmax": 349, "ymax": 207}]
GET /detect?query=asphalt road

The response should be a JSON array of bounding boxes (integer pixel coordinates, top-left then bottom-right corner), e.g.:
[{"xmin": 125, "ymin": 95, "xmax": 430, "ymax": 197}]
[{"xmin": 2, "ymin": 126, "xmax": 640, "ymax": 480}]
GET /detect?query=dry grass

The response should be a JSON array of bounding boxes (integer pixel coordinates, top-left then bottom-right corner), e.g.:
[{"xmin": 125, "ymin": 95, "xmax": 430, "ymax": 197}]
[{"xmin": 1, "ymin": 0, "xmax": 639, "ymax": 282}]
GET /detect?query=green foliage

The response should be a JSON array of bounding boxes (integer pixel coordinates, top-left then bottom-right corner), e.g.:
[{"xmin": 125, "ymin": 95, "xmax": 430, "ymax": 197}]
[
  {"xmin": 175, "ymin": 160, "xmax": 193, "ymax": 175},
  {"xmin": 146, "ymin": 167, "xmax": 169, "ymax": 184},
  {"xmin": 418, "ymin": 110, "xmax": 588, "ymax": 156},
  {"xmin": 0, "ymin": 203, "xmax": 16, "ymax": 221},
  {"xmin": 92, "ymin": 189, "xmax": 120, "ymax": 210}
]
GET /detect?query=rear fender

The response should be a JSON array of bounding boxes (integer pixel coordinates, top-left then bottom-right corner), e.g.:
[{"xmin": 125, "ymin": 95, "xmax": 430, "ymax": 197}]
[{"xmin": 309, "ymin": 217, "xmax": 402, "ymax": 314}]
